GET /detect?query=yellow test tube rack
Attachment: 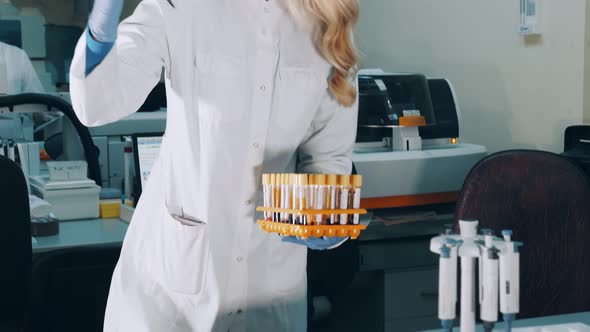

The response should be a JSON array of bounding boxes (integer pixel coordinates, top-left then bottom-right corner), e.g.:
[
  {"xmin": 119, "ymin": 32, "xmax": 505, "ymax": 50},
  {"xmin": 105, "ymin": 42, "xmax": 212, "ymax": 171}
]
[{"xmin": 257, "ymin": 173, "xmax": 368, "ymax": 240}]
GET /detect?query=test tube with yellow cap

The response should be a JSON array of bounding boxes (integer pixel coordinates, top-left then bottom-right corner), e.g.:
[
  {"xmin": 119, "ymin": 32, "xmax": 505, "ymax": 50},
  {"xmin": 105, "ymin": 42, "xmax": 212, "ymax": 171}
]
[
  {"xmin": 315, "ymin": 174, "xmax": 327, "ymax": 224},
  {"xmin": 339, "ymin": 175, "xmax": 351, "ymax": 225},
  {"xmin": 291, "ymin": 174, "xmax": 298, "ymax": 224},
  {"xmin": 350, "ymin": 175, "xmax": 363, "ymax": 225},
  {"xmin": 327, "ymin": 174, "xmax": 338, "ymax": 224},
  {"xmin": 280, "ymin": 174, "xmax": 287, "ymax": 222},
  {"xmin": 307, "ymin": 174, "xmax": 316, "ymax": 222},
  {"xmin": 262, "ymin": 174, "xmax": 271, "ymax": 221},
  {"xmin": 270, "ymin": 174, "xmax": 277, "ymax": 221},
  {"xmin": 277, "ymin": 173, "xmax": 283, "ymax": 222},
  {"xmin": 286, "ymin": 174, "xmax": 294, "ymax": 223},
  {"xmin": 299, "ymin": 174, "xmax": 308, "ymax": 225}
]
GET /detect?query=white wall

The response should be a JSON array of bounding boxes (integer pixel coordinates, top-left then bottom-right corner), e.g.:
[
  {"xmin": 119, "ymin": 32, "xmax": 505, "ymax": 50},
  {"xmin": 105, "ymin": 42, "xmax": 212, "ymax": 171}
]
[{"xmin": 358, "ymin": 0, "xmax": 587, "ymax": 153}]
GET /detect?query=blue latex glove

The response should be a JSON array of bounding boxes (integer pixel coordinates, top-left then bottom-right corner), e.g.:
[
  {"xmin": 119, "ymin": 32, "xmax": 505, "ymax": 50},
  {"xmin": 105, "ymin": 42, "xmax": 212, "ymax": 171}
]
[
  {"xmin": 85, "ymin": 0, "xmax": 123, "ymax": 74},
  {"xmin": 88, "ymin": 0, "xmax": 124, "ymax": 43},
  {"xmin": 86, "ymin": 29, "xmax": 114, "ymax": 75},
  {"xmin": 281, "ymin": 236, "xmax": 348, "ymax": 250}
]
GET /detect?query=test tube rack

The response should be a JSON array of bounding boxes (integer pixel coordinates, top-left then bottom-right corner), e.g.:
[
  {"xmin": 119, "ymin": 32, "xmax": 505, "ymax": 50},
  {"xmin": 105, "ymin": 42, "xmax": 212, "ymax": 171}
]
[
  {"xmin": 256, "ymin": 207, "xmax": 368, "ymax": 240},
  {"xmin": 257, "ymin": 172, "xmax": 368, "ymax": 239}
]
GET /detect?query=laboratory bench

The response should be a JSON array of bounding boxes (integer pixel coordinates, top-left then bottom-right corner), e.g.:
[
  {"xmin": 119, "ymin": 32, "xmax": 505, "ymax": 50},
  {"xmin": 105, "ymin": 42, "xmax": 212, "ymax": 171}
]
[
  {"xmin": 32, "ymin": 218, "xmax": 128, "ymax": 254},
  {"xmin": 28, "ymin": 218, "xmax": 128, "ymax": 332}
]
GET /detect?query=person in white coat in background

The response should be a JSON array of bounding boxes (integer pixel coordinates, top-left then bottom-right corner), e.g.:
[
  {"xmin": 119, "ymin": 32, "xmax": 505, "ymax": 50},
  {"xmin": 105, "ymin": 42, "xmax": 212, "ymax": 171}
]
[
  {"xmin": 69, "ymin": 0, "xmax": 359, "ymax": 330},
  {"xmin": 0, "ymin": 41, "xmax": 44, "ymax": 94}
]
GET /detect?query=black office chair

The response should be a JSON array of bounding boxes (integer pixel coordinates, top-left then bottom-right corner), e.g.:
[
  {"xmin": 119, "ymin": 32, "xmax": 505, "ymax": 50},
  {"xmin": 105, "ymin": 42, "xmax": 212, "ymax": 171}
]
[
  {"xmin": 0, "ymin": 93, "xmax": 102, "ymax": 185},
  {"xmin": 30, "ymin": 246, "xmax": 121, "ymax": 332},
  {"xmin": 0, "ymin": 156, "xmax": 32, "ymax": 332},
  {"xmin": 454, "ymin": 150, "xmax": 590, "ymax": 318},
  {"xmin": 561, "ymin": 125, "xmax": 590, "ymax": 177}
]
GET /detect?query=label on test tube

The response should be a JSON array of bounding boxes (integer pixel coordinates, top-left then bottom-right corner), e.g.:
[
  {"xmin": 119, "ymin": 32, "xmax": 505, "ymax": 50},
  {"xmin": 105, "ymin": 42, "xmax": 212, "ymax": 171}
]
[
  {"xmin": 280, "ymin": 174, "xmax": 287, "ymax": 222},
  {"xmin": 308, "ymin": 175, "xmax": 316, "ymax": 224},
  {"xmin": 339, "ymin": 175, "xmax": 350, "ymax": 225},
  {"xmin": 299, "ymin": 174, "xmax": 308, "ymax": 225},
  {"xmin": 262, "ymin": 174, "xmax": 270, "ymax": 220},
  {"xmin": 327, "ymin": 174, "xmax": 338, "ymax": 224},
  {"xmin": 283, "ymin": 174, "xmax": 288, "ymax": 222},
  {"xmin": 287, "ymin": 174, "xmax": 293, "ymax": 223},
  {"xmin": 315, "ymin": 174, "xmax": 326, "ymax": 224},
  {"xmin": 271, "ymin": 174, "xmax": 277, "ymax": 221},
  {"xmin": 292, "ymin": 174, "xmax": 298, "ymax": 224}
]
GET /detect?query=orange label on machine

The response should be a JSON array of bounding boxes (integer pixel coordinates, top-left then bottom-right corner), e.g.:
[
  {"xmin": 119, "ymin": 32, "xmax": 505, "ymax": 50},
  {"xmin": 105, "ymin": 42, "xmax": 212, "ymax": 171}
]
[{"xmin": 399, "ymin": 116, "xmax": 426, "ymax": 127}]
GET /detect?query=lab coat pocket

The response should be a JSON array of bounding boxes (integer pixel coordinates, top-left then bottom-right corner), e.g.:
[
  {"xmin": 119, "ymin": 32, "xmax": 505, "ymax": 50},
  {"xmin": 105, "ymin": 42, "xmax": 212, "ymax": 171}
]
[{"xmin": 161, "ymin": 210, "xmax": 210, "ymax": 295}]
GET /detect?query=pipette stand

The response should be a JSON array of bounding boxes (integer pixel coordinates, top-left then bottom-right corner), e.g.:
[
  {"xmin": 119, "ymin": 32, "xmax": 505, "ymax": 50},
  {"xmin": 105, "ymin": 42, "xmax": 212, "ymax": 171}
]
[{"xmin": 430, "ymin": 220, "xmax": 523, "ymax": 332}]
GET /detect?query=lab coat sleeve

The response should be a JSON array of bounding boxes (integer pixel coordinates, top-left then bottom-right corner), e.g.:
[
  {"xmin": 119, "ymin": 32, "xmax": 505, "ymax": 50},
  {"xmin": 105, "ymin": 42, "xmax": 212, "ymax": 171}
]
[
  {"xmin": 69, "ymin": 0, "xmax": 168, "ymax": 127},
  {"xmin": 297, "ymin": 79, "xmax": 359, "ymax": 175},
  {"xmin": 18, "ymin": 48, "xmax": 44, "ymax": 93}
]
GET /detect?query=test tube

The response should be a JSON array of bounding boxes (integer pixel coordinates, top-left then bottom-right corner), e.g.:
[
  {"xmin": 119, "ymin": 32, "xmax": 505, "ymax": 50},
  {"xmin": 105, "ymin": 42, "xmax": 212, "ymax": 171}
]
[
  {"xmin": 291, "ymin": 174, "xmax": 299, "ymax": 224},
  {"xmin": 351, "ymin": 175, "xmax": 363, "ymax": 225},
  {"xmin": 299, "ymin": 174, "xmax": 308, "ymax": 225},
  {"xmin": 286, "ymin": 174, "xmax": 293, "ymax": 223},
  {"xmin": 283, "ymin": 173, "xmax": 290, "ymax": 223},
  {"xmin": 262, "ymin": 174, "xmax": 271, "ymax": 221},
  {"xmin": 315, "ymin": 174, "xmax": 327, "ymax": 225},
  {"xmin": 271, "ymin": 173, "xmax": 278, "ymax": 221},
  {"xmin": 327, "ymin": 174, "xmax": 338, "ymax": 224},
  {"xmin": 268, "ymin": 174, "xmax": 275, "ymax": 221},
  {"xmin": 308, "ymin": 174, "xmax": 316, "ymax": 224},
  {"xmin": 280, "ymin": 174, "xmax": 287, "ymax": 222},
  {"xmin": 339, "ymin": 175, "xmax": 350, "ymax": 225}
]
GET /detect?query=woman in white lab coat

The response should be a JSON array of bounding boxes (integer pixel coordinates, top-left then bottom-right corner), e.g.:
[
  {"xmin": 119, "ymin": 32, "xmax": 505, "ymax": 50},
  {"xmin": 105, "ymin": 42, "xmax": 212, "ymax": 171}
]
[{"xmin": 69, "ymin": 0, "xmax": 359, "ymax": 331}]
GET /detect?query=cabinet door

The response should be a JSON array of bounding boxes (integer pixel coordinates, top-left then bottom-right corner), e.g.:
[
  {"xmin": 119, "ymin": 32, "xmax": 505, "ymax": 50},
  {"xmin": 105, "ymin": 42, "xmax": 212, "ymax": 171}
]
[
  {"xmin": 385, "ymin": 268, "xmax": 439, "ymax": 321},
  {"xmin": 359, "ymin": 239, "xmax": 438, "ymax": 272}
]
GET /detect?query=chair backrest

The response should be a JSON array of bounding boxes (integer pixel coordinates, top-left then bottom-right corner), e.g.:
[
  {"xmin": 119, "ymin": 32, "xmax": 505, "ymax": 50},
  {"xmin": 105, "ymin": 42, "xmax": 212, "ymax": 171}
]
[
  {"xmin": 30, "ymin": 246, "xmax": 121, "ymax": 332},
  {"xmin": 455, "ymin": 150, "xmax": 590, "ymax": 318},
  {"xmin": 0, "ymin": 156, "xmax": 32, "ymax": 330},
  {"xmin": 564, "ymin": 125, "xmax": 590, "ymax": 152},
  {"xmin": 0, "ymin": 94, "xmax": 102, "ymax": 185},
  {"xmin": 562, "ymin": 125, "xmax": 590, "ymax": 177}
]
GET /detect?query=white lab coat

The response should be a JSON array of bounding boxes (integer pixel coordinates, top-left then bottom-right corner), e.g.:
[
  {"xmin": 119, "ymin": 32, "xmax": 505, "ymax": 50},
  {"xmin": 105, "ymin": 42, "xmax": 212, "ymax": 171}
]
[
  {"xmin": 69, "ymin": 1, "xmax": 358, "ymax": 331},
  {"xmin": 0, "ymin": 41, "xmax": 44, "ymax": 94}
]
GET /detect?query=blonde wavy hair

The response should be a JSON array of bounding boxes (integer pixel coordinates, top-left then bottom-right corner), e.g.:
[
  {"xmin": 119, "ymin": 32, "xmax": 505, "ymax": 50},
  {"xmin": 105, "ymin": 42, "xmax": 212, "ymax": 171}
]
[{"xmin": 286, "ymin": 0, "xmax": 360, "ymax": 107}]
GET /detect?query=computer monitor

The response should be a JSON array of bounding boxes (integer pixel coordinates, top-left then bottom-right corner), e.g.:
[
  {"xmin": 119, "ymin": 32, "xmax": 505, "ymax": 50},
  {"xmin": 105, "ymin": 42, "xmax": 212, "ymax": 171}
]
[{"xmin": 132, "ymin": 133, "xmax": 163, "ymax": 200}]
